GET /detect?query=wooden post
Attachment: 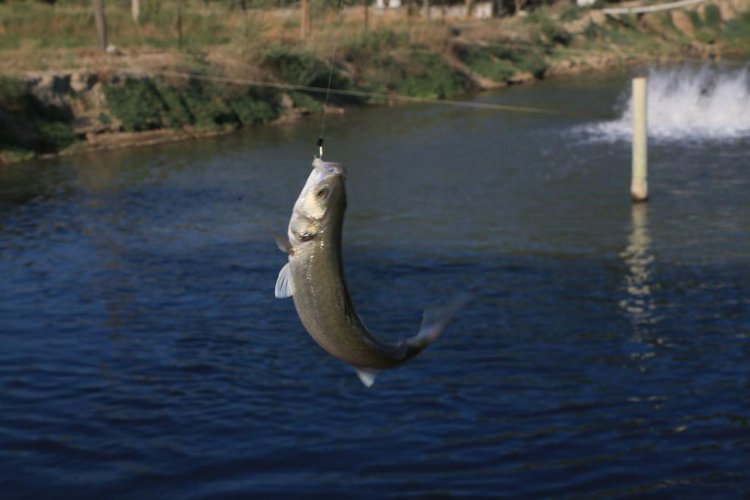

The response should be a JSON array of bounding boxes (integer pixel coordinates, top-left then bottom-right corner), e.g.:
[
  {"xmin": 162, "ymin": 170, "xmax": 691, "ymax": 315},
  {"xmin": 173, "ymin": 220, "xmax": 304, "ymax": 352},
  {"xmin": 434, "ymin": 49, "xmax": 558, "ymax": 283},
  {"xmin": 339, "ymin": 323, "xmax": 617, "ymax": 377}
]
[
  {"xmin": 301, "ymin": 0, "xmax": 311, "ymax": 40},
  {"xmin": 177, "ymin": 0, "xmax": 184, "ymax": 50},
  {"xmin": 631, "ymin": 76, "xmax": 648, "ymax": 203},
  {"xmin": 131, "ymin": 0, "xmax": 140, "ymax": 23},
  {"xmin": 92, "ymin": 0, "xmax": 108, "ymax": 51}
]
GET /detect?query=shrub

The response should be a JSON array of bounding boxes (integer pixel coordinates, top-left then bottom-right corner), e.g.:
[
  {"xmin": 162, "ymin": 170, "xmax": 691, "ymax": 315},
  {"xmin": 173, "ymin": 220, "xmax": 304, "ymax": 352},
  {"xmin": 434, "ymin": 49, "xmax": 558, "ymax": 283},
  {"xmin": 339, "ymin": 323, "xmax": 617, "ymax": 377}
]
[
  {"xmin": 0, "ymin": 76, "xmax": 76, "ymax": 154},
  {"xmin": 230, "ymin": 89, "xmax": 278, "ymax": 124},
  {"xmin": 103, "ymin": 78, "xmax": 166, "ymax": 131},
  {"xmin": 703, "ymin": 4, "xmax": 721, "ymax": 28},
  {"xmin": 35, "ymin": 120, "xmax": 76, "ymax": 149},
  {"xmin": 262, "ymin": 47, "xmax": 330, "ymax": 87},
  {"xmin": 540, "ymin": 19, "xmax": 572, "ymax": 45},
  {"xmin": 0, "ymin": 76, "xmax": 27, "ymax": 109},
  {"xmin": 289, "ymin": 91, "xmax": 322, "ymax": 112},
  {"xmin": 154, "ymin": 82, "xmax": 194, "ymax": 129},
  {"xmin": 455, "ymin": 45, "xmax": 515, "ymax": 82},
  {"xmin": 399, "ymin": 52, "xmax": 468, "ymax": 99},
  {"xmin": 344, "ymin": 29, "xmax": 407, "ymax": 62}
]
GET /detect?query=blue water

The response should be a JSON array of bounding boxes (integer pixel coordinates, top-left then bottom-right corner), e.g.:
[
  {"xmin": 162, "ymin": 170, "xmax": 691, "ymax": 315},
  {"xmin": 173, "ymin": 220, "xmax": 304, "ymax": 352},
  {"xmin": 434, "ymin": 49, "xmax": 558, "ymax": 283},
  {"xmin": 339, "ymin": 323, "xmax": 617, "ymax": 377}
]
[{"xmin": 2, "ymin": 70, "xmax": 750, "ymax": 497}]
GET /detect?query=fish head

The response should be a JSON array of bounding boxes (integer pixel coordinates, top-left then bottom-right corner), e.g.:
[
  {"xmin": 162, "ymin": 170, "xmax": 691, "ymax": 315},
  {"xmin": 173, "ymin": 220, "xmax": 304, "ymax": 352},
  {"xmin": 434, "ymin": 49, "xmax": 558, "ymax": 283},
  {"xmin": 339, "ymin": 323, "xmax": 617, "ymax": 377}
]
[{"xmin": 289, "ymin": 158, "xmax": 347, "ymax": 244}]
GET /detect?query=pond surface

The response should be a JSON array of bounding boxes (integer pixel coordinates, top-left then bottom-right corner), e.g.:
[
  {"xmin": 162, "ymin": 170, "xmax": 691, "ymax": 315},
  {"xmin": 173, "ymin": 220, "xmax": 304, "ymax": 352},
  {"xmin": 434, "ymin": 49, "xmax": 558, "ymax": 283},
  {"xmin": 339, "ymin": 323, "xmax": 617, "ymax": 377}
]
[{"xmin": 1, "ymin": 67, "xmax": 749, "ymax": 497}]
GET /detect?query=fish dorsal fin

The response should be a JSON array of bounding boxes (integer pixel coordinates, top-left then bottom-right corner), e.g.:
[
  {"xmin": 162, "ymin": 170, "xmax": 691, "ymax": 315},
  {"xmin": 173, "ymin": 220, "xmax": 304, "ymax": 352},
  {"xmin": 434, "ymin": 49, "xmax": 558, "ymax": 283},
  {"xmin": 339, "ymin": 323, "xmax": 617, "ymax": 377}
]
[
  {"xmin": 355, "ymin": 368, "xmax": 378, "ymax": 388},
  {"xmin": 275, "ymin": 263, "xmax": 294, "ymax": 299}
]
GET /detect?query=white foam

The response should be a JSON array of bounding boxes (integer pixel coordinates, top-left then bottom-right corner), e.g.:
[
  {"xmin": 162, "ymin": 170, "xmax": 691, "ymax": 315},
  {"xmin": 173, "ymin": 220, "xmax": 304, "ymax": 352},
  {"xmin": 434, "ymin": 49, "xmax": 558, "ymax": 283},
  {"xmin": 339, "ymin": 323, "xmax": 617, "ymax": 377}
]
[{"xmin": 579, "ymin": 66, "xmax": 750, "ymax": 142}]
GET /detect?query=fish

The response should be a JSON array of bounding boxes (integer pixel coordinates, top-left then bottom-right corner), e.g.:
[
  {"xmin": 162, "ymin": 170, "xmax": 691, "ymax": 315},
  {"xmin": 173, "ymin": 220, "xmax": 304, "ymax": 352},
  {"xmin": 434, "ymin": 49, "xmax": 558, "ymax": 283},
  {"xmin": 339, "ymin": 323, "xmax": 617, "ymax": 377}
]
[{"xmin": 275, "ymin": 157, "xmax": 465, "ymax": 387}]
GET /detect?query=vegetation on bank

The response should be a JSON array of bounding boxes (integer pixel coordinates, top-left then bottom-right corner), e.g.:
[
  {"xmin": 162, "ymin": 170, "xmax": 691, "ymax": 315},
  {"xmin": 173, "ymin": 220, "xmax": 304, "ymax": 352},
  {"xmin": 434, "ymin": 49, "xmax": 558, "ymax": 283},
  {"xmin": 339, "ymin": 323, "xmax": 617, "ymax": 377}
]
[
  {"xmin": 1, "ymin": 0, "xmax": 749, "ymax": 164},
  {"xmin": 103, "ymin": 77, "xmax": 280, "ymax": 131},
  {"xmin": 0, "ymin": 76, "xmax": 76, "ymax": 163}
]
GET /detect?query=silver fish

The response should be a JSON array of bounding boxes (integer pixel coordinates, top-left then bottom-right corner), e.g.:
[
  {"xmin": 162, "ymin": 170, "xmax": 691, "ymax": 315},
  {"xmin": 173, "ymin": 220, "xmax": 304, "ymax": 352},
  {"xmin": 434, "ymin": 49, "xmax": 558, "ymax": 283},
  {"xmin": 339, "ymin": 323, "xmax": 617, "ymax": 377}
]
[{"xmin": 275, "ymin": 158, "xmax": 464, "ymax": 387}]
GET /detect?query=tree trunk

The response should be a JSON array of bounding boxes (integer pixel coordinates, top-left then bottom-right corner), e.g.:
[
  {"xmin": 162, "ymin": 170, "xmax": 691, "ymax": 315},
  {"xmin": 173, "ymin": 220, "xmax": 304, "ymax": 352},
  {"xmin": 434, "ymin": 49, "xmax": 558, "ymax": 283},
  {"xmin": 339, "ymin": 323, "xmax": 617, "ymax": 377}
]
[
  {"xmin": 92, "ymin": 0, "xmax": 107, "ymax": 51},
  {"xmin": 301, "ymin": 0, "xmax": 311, "ymax": 40},
  {"xmin": 465, "ymin": 0, "xmax": 475, "ymax": 19},
  {"xmin": 364, "ymin": 0, "xmax": 369, "ymax": 31}
]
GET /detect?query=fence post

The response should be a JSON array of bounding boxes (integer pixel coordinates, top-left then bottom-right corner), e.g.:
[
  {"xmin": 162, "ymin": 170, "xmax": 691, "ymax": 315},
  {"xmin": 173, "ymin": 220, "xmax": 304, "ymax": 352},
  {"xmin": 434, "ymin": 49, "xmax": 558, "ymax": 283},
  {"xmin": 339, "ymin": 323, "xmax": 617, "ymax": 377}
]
[
  {"xmin": 131, "ymin": 0, "xmax": 140, "ymax": 23},
  {"xmin": 301, "ymin": 0, "xmax": 312, "ymax": 40},
  {"xmin": 631, "ymin": 76, "xmax": 648, "ymax": 203},
  {"xmin": 92, "ymin": 0, "xmax": 108, "ymax": 51}
]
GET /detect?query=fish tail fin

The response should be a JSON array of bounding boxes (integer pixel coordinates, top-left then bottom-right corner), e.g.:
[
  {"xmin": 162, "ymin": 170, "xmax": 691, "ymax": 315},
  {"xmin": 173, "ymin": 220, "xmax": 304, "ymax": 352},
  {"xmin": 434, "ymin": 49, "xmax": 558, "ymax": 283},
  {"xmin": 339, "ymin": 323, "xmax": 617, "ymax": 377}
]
[
  {"xmin": 353, "ymin": 294, "xmax": 467, "ymax": 387},
  {"xmin": 407, "ymin": 293, "xmax": 469, "ymax": 352}
]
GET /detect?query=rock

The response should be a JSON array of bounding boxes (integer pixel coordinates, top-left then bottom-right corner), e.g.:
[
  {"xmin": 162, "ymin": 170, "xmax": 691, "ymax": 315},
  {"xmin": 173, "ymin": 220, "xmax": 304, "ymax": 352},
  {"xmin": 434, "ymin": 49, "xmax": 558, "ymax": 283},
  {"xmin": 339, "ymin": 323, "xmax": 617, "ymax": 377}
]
[
  {"xmin": 718, "ymin": 0, "xmax": 736, "ymax": 20},
  {"xmin": 589, "ymin": 11, "xmax": 606, "ymax": 26},
  {"xmin": 508, "ymin": 71, "xmax": 534, "ymax": 84},
  {"xmin": 280, "ymin": 93, "xmax": 294, "ymax": 110},
  {"xmin": 70, "ymin": 73, "xmax": 97, "ymax": 93}
]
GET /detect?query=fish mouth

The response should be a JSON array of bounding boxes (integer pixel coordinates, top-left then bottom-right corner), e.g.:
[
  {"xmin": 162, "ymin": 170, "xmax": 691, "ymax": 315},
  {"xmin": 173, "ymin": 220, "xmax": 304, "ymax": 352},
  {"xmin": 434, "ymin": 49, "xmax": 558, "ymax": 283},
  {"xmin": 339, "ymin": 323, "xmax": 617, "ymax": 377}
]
[{"xmin": 312, "ymin": 158, "xmax": 346, "ymax": 179}]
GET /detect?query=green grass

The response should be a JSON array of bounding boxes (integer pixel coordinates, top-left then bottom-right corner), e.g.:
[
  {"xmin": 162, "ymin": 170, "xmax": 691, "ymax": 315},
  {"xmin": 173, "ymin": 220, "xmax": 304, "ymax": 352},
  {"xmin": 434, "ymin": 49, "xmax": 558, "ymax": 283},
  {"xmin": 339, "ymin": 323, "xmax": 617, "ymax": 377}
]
[
  {"xmin": 0, "ymin": 76, "xmax": 77, "ymax": 157},
  {"xmin": 399, "ymin": 52, "xmax": 468, "ymax": 98},
  {"xmin": 343, "ymin": 29, "xmax": 408, "ymax": 62},
  {"xmin": 0, "ymin": 147, "xmax": 36, "ymax": 164},
  {"xmin": 687, "ymin": 10, "xmax": 703, "ymax": 29},
  {"xmin": 103, "ymin": 76, "xmax": 281, "ymax": 132},
  {"xmin": 539, "ymin": 19, "xmax": 572, "ymax": 45},
  {"xmin": 103, "ymin": 78, "xmax": 165, "ymax": 131},
  {"xmin": 0, "ymin": 0, "xmax": 237, "ymax": 52},
  {"xmin": 262, "ymin": 46, "xmax": 331, "ymax": 87},
  {"xmin": 723, "ymin": 10, "xmax": 750, "ymax": 44},
  {"xmin": 289, "ymin": 91, "xmax": 323, "ymax": 113},
  {"xmin": 560, "ymin": 4, "xmax": 583, "ymax": 22},
  {"xmin": 457, "ymin": 45, "xmax": 517, "ymax": 82},
  {"xmin": 703, "ymin": 4, "xmax": 722, "ymax": 28}
]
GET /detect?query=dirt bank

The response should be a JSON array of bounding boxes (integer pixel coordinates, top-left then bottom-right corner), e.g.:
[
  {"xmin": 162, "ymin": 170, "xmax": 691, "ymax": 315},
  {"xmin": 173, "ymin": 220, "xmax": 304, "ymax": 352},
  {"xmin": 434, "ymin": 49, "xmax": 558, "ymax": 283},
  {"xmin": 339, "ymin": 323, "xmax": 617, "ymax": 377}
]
[{"xmin": 1, "ymin": 0, "xmax": 748, "ymax": 165}]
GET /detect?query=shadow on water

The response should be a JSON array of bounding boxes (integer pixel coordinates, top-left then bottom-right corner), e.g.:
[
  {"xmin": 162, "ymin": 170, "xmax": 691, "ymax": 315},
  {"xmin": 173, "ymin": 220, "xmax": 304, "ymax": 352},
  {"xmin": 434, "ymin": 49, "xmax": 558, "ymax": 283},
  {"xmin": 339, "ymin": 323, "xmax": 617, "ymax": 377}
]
[{"xmin": 1, "ymin": 67, "xmax": 750, "ymax": 497}]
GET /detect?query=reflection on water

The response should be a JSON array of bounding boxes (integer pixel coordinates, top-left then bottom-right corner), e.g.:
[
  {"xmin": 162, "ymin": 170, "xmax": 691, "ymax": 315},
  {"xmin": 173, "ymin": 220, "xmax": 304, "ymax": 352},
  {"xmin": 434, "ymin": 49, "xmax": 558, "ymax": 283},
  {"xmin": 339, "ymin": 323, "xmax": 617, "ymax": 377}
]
[{"xmin": 620, "ymin": 203, "xmax": 656, "ymax": 326}]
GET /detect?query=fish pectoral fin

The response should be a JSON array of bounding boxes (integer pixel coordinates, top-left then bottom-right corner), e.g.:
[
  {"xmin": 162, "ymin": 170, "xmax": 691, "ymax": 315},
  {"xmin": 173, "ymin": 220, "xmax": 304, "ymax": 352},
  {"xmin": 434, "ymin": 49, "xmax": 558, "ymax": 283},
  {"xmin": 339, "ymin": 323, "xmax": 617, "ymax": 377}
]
[
  {"xmin": 274, "ymin": 263, "xmax": 295, "ymax": 299},
  {"xmin": 355, "ymin": 368, "xmax": 378, "ymax": 388}
]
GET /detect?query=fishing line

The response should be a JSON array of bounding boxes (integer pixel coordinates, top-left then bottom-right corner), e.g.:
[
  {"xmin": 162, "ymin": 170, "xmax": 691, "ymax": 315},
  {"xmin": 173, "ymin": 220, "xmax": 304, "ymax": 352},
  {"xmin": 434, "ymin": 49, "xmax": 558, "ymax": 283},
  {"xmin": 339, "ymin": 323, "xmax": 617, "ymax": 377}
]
[
  {"xmin": 137, "ymin": 70, "xmax": 609, "ymax": 119},
  {"xmin": 318, "ymin": 0, "xmax": 349, "ymax": 158}
]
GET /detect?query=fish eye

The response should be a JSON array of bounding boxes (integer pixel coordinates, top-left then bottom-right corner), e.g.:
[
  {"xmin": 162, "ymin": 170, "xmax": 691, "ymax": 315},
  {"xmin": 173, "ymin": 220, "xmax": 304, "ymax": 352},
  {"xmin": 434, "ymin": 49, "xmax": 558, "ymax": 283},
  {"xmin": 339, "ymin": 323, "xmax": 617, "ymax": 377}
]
[{"xmin": 316, "ymin": 188, "xmax": 329, "ymax": 199}]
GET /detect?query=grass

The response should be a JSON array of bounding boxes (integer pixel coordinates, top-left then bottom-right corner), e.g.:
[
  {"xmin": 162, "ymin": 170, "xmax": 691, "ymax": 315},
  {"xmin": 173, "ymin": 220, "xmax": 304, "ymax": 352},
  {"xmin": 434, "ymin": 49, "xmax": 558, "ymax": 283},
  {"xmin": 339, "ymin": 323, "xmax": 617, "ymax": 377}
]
[
  {"xmin": 0, "ymin": 76, "xmax": 77, "ymax": 158},
  {"xmin": 456, "ymin": 45, "xmax": 517, "ymax": 81},
  {"xmin": 703, "ymin": 4, "xmax": 722, "ymax": 28},
  {"xmin": 103, "ymin": 76, "xmax": 281, "ymax": 132},
  {"xmin": 399, "ymin": 51, "xmax": 469, "ymax": 99},
  {"xmin": 723, "ymin": 10, "xmax": 750, "ymax": 44},
  {"xmin": 455, "ymin": 42, "xmax": 549, "ymax": 81}
]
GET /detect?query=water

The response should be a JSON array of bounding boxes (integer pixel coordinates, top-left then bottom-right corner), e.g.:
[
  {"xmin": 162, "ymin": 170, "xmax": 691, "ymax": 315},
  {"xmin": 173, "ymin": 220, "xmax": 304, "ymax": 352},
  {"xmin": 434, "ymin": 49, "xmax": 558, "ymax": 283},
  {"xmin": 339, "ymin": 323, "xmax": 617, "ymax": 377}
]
[
  {"xmin": 2, "ymin": 67, "xmax": 749, "ymax": 498},
  {"xmin": 581, "ymin": 65, "xmax": 750, "ymax": 141}
]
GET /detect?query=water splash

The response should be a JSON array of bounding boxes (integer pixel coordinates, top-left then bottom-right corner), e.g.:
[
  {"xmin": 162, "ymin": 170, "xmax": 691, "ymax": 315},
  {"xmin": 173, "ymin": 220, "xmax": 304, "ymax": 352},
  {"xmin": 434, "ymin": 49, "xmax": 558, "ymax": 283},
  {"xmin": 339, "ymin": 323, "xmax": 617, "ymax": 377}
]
[{"xmin": 581, "ymin": 66, "xmax": 750, "ymax": 142}]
